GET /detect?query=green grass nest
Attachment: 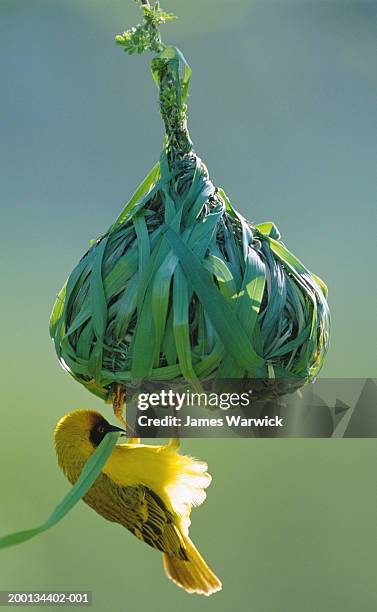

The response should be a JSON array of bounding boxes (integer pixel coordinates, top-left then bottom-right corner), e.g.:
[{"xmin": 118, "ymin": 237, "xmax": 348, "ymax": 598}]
[{"xmin": 49, "ymin": 4, "xmax": 330, "ymax": 402}]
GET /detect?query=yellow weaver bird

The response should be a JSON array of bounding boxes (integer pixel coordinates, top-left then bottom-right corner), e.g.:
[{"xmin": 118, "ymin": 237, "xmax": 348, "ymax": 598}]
[{"xmin": 54, "ymin": 410, "xmax": 221, "ymax": 596}]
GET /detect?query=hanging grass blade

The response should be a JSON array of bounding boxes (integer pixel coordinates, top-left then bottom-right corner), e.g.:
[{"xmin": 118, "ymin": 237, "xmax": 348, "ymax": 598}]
[
  {"xmin": 0, "ymin": 432, "xmax": 119, "ymax": 550},
  {"xmin": 111, "ymin": 162, "xmax": 160, "ymax": 229}
]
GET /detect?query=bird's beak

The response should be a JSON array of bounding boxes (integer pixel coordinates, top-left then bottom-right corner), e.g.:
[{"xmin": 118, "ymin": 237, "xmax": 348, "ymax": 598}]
[{"xmin": 108, "ymin": 425, "xmax": 127, "ymax": 437}]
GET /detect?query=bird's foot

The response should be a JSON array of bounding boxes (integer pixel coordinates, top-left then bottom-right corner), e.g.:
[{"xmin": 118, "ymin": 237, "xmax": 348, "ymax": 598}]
[{"xmin": 112, "ymin": 384, "xmax": 140, "ymax": 445}]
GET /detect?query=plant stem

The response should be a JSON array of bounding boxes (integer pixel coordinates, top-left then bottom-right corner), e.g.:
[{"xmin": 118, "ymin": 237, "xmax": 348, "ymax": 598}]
[{"xmin": 157, "ymin": 61, "xmax": 193, "ymax": 162}]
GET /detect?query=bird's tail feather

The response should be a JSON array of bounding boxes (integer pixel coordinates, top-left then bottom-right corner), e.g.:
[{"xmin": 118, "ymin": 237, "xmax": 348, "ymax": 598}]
[{"xmin": 162, "ymin": 536, "xmax": 221, "ymax": 596}]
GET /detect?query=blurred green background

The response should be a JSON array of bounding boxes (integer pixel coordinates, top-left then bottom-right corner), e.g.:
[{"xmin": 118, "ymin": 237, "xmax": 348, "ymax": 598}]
[{"xmin": 1, "ymin": 0, "xmax": 376, "ymax": 610}]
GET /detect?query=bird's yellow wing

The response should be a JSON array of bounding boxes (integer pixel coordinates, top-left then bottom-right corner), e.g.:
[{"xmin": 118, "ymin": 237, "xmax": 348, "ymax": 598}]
[
  {"xmin": 104, "ymin": 445, "xmax": 212, "ymax": 534},
  {"xmin": 84, "ymin": 473, "xmax": 188, "ymax": 560}
]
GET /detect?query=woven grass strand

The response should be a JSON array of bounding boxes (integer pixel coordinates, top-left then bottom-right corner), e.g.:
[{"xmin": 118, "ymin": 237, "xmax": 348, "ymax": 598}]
[
  {"xmin": 50, "ymin": 28, "xmax": 330, "ymax": 403},
  {"xmin": 0, "ymin": 432, "xmax": 119, "ymax": 549}
]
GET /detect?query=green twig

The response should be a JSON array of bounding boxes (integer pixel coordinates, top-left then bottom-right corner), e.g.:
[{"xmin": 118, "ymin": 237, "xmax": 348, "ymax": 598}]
[
  {"xmin": 115, "ymin": 1, "xmax": 176, "ymax": 55},
  {"xmin": 116, "ymin": 2, "xmax": 191, "ymax": 161}
]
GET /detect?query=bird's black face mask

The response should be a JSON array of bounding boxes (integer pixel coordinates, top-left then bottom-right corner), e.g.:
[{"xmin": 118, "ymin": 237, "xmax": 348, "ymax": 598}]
[{"xmin": 89, "ymin": 419, "xmax": 126, "ymax": 447}]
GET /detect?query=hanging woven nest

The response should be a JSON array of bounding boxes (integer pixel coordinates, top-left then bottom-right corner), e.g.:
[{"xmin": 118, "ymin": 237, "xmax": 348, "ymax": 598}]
[{"xmin": 49, "ymin": 3, "xmax": 330, "ymax": 404}]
